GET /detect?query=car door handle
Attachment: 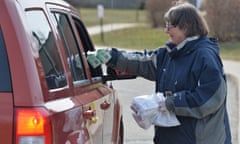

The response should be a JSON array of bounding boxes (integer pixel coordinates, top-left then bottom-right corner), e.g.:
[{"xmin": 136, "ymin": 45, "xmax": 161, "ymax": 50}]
[
  {"xmin": 100, "ymin": 101, "xmax": 110, "ymax": 110},
  {"xmin": 83, "ymin": 109, "xmax": 96, "ymax": 119}
]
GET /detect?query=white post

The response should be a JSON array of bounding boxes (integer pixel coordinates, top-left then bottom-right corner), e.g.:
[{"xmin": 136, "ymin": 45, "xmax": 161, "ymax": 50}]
[{"xmin": 97, "ymin": 4, "xmax": 104, "ymax": 42}]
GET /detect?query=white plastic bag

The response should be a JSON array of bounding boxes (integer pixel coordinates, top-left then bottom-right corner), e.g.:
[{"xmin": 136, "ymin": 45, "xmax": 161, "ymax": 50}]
[
  {"xmin": 131, "ymin": 94, "xmax": 159, "ymax": 129},
  {"xmin": 131, "ymin": 93, "xmax": 180, "ymax": 129},
  {"xmin": 131, "ymin": 112, "xmax": 152, "ymax": 129}
]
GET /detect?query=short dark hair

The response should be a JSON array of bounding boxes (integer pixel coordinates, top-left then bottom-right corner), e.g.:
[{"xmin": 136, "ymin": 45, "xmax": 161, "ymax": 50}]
[{"xmin": 164, "ymin": 2, "xmax": 208, "ymax": 37}]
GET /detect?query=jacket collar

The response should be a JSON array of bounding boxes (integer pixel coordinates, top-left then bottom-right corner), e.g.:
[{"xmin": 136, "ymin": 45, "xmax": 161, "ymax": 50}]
[
  {"xmin": 166, "ymin": 36, "xmax": 200, "ymax": 52},
  {"xmin": 165, "ymin": 36, "xmax": 200, "ymax": 58}
]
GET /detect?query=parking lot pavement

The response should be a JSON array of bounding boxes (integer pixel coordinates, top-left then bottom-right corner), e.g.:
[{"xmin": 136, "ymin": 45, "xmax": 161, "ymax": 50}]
[
  {"xmin": 223, "ymin": 60, "xmax": 240, "ymax": 144},
  {"xmin": 226, "ymin": 74, "xmax": 238, "ymax": 143}
]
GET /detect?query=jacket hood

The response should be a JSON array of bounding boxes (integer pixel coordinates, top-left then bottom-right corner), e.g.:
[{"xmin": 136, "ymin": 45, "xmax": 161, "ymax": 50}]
[{"xmin": 166, "ymin": 36, "xmax": 219, "ymax": 58}]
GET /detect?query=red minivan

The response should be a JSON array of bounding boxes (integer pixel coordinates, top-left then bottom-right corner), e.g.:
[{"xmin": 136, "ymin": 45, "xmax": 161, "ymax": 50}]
[{"xmin": 0, "ymin": 0, "xmax": 134, "ymax": 143}]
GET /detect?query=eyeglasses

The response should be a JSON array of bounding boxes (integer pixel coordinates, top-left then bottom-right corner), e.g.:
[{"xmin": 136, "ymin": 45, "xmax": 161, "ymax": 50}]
[{"xmin": 165, "ymin": 24, "xmax": 176, "ymax": 31}]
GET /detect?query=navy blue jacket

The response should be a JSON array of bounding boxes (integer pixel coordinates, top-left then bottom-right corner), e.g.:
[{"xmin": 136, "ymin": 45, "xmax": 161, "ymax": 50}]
[{"xmin": 108, "ymin": 36, "xmax": 232, "ymax": 144}]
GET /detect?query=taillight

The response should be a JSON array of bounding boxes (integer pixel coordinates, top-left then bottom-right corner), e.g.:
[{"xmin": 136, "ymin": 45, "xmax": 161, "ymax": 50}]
[{"xmin": 15, "ymin": 108, "xmax": 52, "ymax": 144}]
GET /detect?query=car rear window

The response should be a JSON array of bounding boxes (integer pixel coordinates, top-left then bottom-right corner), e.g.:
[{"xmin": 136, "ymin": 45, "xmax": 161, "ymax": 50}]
[
  {"xmin": 25, "ymin": 10, "xmax": 67, "ymax": 90},
  {"xmin": 0, "ymin": 27, "xmax": 12, "ymax": 92}
]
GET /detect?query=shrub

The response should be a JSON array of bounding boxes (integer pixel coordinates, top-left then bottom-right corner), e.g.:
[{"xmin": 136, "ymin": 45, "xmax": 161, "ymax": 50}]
[{"xmin": 203, "ymin": 0, "xmax": 240, "ymax": 41}]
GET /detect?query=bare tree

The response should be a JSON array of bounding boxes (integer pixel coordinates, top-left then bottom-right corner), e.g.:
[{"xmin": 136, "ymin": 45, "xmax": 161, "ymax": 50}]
[
  {"xmin": 145, "ymin": 0, "xmax": 173, "ymax": 27},
  {"xmin": 203, "ymin": 0, "xmax": 240, "ymax": 41},
  {"xmin": 145, "ymin": 0, "xmax": 191, "ymax": 28}
]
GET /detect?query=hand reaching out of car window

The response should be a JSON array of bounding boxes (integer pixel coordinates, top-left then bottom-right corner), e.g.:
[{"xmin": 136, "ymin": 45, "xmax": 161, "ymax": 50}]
[{"xmin": 87, "ymin": 49, "xmax": 111, "ymax": 68}]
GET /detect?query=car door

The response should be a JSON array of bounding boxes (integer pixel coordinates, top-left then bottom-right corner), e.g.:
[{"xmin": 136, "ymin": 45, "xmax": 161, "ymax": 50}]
[
  {"xmin": 71, "ymin": 16, "xmax": 117, "ymax": 144},
  {"xmin": 48, "ymin": 9, "xmax": 107, "ymax": 144},
  {"xmin": 45, "ymin": 4, "xmax": 114, "ymax": 144}
]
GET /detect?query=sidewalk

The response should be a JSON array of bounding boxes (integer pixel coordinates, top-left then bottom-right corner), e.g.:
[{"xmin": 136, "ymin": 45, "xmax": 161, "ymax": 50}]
[
  {"xmin": 87, "ymin": 23, "xmax": 138, "ymax": 35},
  {"xmin": 87, "ymin": 24, "xmax": 240, "ymax": 144}
]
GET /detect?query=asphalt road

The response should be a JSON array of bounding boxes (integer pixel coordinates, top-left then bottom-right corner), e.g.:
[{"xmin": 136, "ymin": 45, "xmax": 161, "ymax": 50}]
[{"xmin": 111, "ymin": 78, "xmax": 155, "ymax": 144}]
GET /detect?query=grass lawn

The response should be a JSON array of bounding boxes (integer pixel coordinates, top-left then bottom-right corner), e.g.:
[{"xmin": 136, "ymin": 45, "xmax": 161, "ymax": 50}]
[
  {"xmin": 220, "ymin": 42, "xmax": 240, "ymax": 61},
  {"xmin": 90, "ymin": 24, "xmax": 240, "ymax": 61},
  {"xmin": 91, "ymin": 24, "xmax": 169, "ymax": 50},
  {"xmin": 79, "ymin": 8, "xmax": 147, "ymax": 26}
]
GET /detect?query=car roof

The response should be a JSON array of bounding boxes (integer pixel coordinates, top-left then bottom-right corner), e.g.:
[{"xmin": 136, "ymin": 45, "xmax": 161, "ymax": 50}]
[{"xmin": 20, "ymin": 0, "xmax": 73, "ymax": 9}]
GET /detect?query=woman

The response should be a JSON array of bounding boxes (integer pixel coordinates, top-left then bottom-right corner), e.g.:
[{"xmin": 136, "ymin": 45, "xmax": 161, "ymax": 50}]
[{"xmin": 100, "ymin": 2, "xmax": 231, "ymax": 144}]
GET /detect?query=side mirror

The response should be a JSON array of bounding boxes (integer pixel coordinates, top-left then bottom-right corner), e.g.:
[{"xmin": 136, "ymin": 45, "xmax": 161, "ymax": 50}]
[{"xmin": 103, "ymin": 67, "xmax": 137, "ymax": 82}]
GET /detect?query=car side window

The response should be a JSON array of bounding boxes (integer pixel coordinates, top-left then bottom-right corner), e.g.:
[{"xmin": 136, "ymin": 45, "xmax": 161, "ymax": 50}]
[
  {"xmin": 25, "ymin": 10, "xmax": 67, "ymax": 90},
  {"xmin": 0, "ymin": 27, "xmax": 12, "ymax": 92},
  {"xmin": 50, "ymin": 12, "xmax": 87, "ymax": 82},
  {"xmin": 72, "ymin": 17, "xmax": 103, "ymax": 78}
]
